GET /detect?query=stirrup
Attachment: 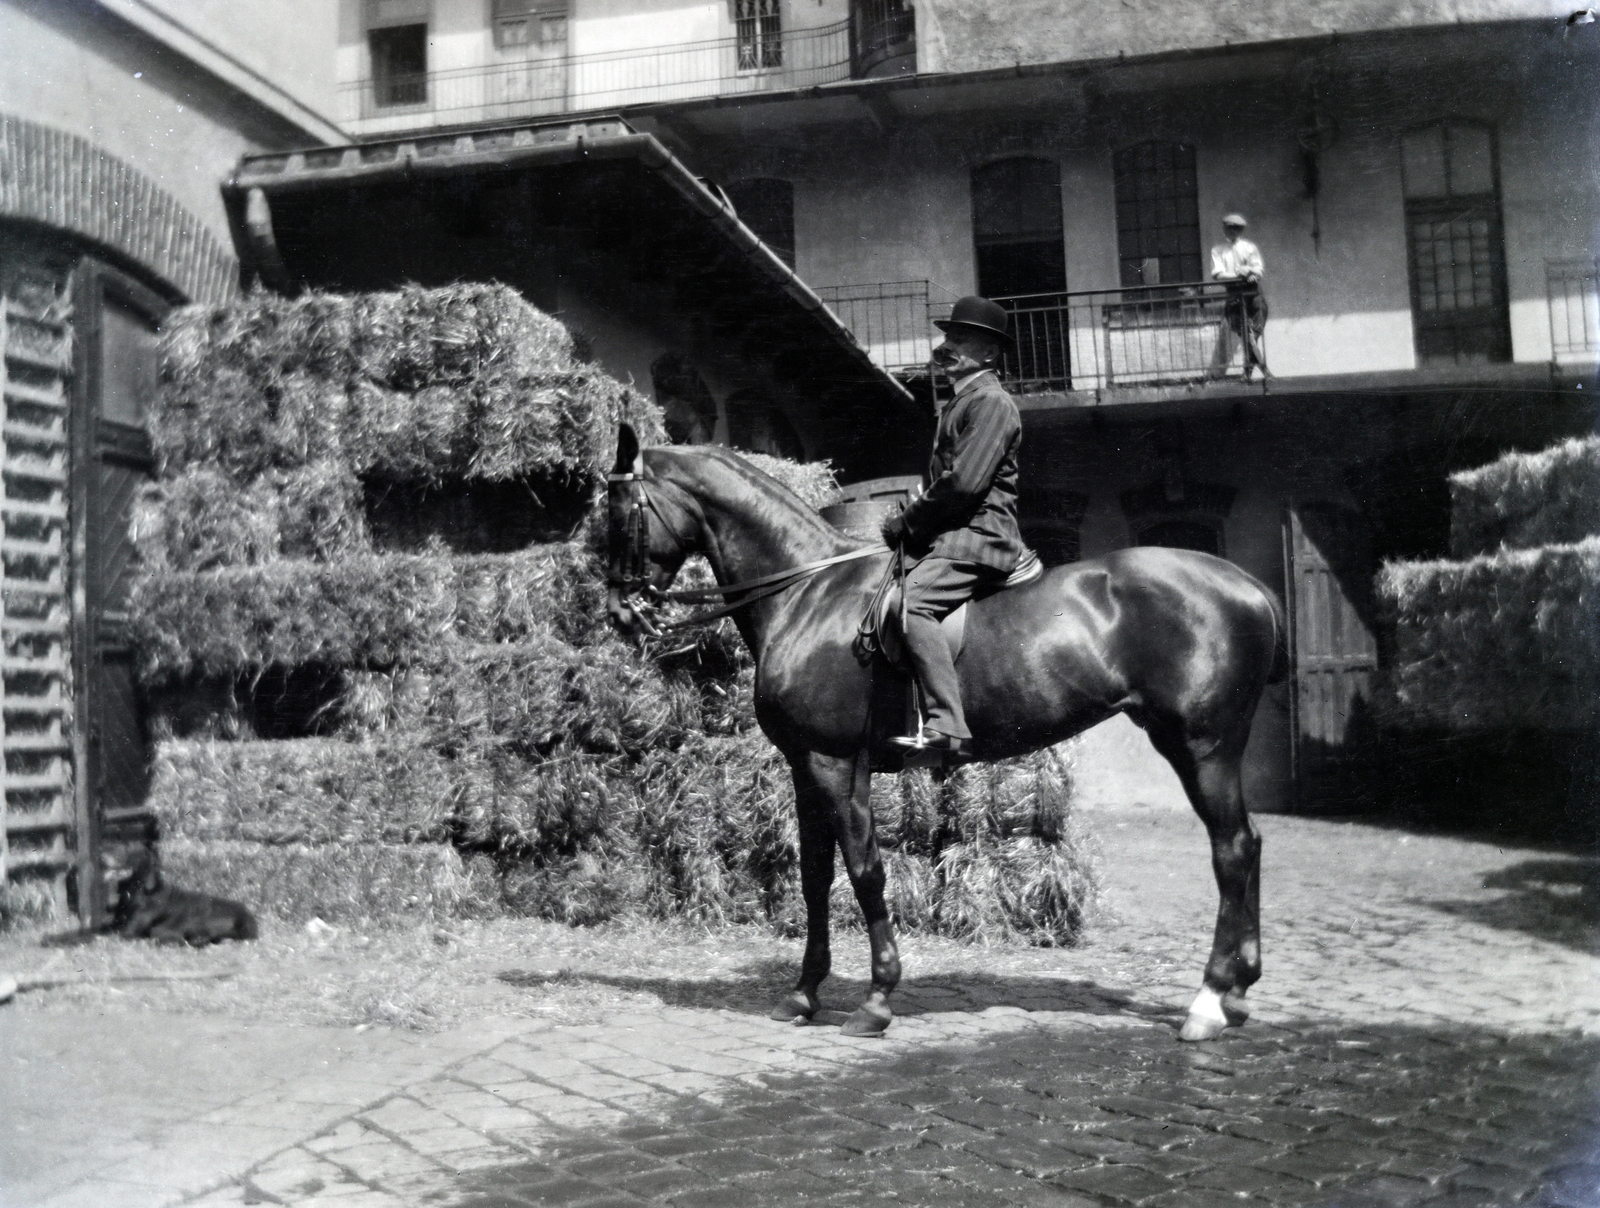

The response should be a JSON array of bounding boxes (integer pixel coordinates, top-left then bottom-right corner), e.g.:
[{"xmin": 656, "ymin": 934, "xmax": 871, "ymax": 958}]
[{"xmin": 888, "ymin": 729, "xmax": 970, "ymax": 758}]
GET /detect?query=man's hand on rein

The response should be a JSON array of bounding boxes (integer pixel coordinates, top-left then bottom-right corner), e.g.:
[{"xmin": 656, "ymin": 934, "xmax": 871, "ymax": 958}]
[{"xmin": 880, "ymin": 512, "xmax": 906, "ymax": 550}]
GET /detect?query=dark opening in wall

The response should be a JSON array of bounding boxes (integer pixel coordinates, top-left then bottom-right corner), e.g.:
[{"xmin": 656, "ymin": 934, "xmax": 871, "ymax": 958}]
[
  {"xmin": 362, "ymin": 473, "xmax": 593, "ymax": 553},
  {"xmin": 370, "ymin": 24, "xmax": 428, "ymax": 106}
]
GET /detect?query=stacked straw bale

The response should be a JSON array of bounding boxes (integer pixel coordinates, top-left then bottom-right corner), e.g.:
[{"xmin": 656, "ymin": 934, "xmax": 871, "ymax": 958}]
[
  {"xmin": 1379, "ymin": 436, "xmax": 1600, "ymax": 732},
  {"xmin": 134, "ymin": 283, "xmax": 1095, "ymax": 937},
  {"xmin": 1448, "ymin": 436, "xmax": 1600, "ymax": 558}
]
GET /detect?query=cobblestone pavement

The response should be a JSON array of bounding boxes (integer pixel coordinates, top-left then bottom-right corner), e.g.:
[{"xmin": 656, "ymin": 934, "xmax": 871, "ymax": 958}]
[{"xmin": 6, "ymin": 809, "xmax": 1598, "ymax": 1208}]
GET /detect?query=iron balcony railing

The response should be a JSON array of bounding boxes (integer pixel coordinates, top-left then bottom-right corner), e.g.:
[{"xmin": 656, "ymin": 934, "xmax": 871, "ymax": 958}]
[
  {"xmin": 1547, "ymin": 258, "xmax": 1599, "ymax": 360},
  {"xmin": 821, "ymin": 279, "xmax": 1265, "ymax": 390},
  {"xmin": 816, "ymin": 281, "xmax": 945, "ymax": 374},
  {"xmin": 342, "ymin": 20, "xmax": 854, "ymax": 129},
  {"xmin": 987, "ymin": 283, "xmax": 1268, "ymax": 392}
]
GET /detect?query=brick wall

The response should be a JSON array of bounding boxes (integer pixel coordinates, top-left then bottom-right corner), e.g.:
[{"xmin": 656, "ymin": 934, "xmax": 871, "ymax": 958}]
[{"xmin": 0, "ymin": 114, "xmax": 237, "ymax": 305}]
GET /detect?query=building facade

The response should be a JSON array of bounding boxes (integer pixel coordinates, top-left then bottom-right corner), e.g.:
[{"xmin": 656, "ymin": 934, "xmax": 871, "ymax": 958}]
[
  {"xmin": 315, "ymin": 0, "xmax": 1598, "ymax": 813},
  {"xmin": 0, "ymin": 0, "xmax": 340, "ymax": 920}
]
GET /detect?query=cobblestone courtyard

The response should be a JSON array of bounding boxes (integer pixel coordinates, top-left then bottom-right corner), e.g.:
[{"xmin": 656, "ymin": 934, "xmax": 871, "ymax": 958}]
[{"xmin": 4, "ymin": 806, "xmax": 1597, "ymax": 1208}]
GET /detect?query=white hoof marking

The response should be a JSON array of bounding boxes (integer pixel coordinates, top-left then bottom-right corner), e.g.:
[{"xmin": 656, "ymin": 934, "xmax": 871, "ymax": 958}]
[{"xmin": 1188, "ymin": 986, "xmax": 1228, "ymax": 1027}]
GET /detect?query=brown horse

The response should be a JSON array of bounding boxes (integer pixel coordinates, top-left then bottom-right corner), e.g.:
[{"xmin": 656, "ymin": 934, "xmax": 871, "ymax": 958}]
[{"xmin": 605, "ymin": 425, "xmax": 1286, "ymax": 1041}]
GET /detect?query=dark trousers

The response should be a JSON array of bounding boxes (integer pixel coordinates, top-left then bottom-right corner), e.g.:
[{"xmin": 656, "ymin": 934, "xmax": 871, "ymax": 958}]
[
  {"xmin": 1224, "ymin": 289, "xmax": 1269, "ymax": 374},
  {"xmin": 902, "ymin": 555, "xmax": 1005, "ymax": 741}
]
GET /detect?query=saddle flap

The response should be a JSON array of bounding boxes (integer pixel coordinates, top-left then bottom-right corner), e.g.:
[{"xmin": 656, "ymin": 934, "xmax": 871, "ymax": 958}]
[{"xmin": 869, "ymin": 548, "xmax": 1040, "ymax": 668}]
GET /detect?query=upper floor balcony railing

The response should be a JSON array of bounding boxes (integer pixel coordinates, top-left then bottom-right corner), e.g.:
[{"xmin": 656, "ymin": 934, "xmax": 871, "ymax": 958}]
[
  {"xmin": 1547, "ymin": 258, "xmax": 1599, "ymax": 362},
  {"xmin": 820, "ymin": 279, "xmax": 1266, "ymax": 391},
  {"xmin": 340, "ymin": 20, "xmax": 855, "ymax": 132}
]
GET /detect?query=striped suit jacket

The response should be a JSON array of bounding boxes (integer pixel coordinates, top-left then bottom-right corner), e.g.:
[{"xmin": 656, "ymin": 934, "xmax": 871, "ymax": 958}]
[{"xmin": 897, "ymin": 369, "xmax": 1024, "ymax": 573}]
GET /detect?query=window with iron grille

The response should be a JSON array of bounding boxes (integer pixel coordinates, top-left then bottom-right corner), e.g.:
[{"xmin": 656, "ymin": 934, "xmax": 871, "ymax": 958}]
[
  {"xmin": 736, "ymin": 0, "xmax": 782, "ymax": 70},
  {"xmin": 1113, "ymin": 141, "xmax": 1201, "ymax": 287},
  {"xmin": 1401, "ymin": 122, "xmax": 1510, "ymax": 365}
]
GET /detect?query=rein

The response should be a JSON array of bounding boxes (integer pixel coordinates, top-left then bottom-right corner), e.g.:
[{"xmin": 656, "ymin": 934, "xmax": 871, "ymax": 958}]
[{"xmin": 608, "ymin": 471, "xmax": 888, "ymax": 630}]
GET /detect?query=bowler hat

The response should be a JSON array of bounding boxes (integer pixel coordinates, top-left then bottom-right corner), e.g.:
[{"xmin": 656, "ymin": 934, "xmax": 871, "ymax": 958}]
[{"xmin": 935, "ymin": 295, "xmax": 1015, "ymax": 349}]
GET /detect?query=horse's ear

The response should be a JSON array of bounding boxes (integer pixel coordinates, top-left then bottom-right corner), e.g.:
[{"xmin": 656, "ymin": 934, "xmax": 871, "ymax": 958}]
[{"xmin": 613, "ymin": 423, "xmax": 642, "ymax": 476}]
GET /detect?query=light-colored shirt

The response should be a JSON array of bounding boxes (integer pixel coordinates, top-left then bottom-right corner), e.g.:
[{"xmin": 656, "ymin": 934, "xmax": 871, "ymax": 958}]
[{"xmin": 1211, "ymin": 237, "xmax": 1264, "ymax": 282}]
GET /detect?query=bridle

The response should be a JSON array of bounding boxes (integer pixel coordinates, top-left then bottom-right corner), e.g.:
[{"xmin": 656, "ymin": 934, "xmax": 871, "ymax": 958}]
[{"xmin": 606, "ymin": 470, "xmax": 887, "ymax": 633}]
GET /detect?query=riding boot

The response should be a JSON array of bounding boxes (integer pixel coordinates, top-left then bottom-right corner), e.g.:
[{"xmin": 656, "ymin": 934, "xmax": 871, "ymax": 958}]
[{"xmin": 902, "ymin": 614, "xmax": 971, "ymax": 741}]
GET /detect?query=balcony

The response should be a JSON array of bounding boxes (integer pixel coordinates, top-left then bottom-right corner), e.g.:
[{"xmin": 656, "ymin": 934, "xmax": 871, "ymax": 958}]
[
  {"xmin": 821, "ymin": 280, "xmax": 1266, "ymax": 391},
  {"xmin": 1547, "ymin": 258, "xmax": 1599, "ymax": 363},
  {"xmin": 341, "ymin": 20, "xmax": 855, "ymax": 133}
]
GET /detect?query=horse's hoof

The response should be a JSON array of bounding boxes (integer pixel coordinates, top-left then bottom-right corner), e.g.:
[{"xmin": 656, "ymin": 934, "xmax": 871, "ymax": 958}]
[
  {"xmin": 1179, "ymin": 984, "xmax": 1245, "ymax": 1041},
  {"xmin": 1178, "ymin": 1012, "xmax": 1229, "ymax": 1042},
  {"xmin": 840, "ymin": 1003, "xmax": 892, "ymax": 1037},
  {"xmin": 770, "ymin": 991, "xmax": 817, "ymax": 1022}
]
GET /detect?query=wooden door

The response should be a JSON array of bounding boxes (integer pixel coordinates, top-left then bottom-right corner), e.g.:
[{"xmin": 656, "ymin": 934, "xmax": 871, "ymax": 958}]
[
  {"xmin": 1284, "ymin": 503, "xmax": 1380, "ymax": 810},
  {"xmin": 73, "ymin": 264, "xmax": 164, "ymax": 923}
]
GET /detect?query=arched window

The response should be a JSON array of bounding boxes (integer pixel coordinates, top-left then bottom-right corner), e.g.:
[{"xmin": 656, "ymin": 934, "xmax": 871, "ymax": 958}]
[
  {"xmin": 1112, "ymin": 141, "xmax": 1201, "ymax": 287},
  {"xmin": 970, "ymin": 158, "xmax": 1065, "ymax": 298},
  {"xmin": 724, "ymin": 178, "xmax": 795, "ymax": 267},
  {"xmin": 1400, "ymin": 121, "xmax": 1509, "ymax": 365}
]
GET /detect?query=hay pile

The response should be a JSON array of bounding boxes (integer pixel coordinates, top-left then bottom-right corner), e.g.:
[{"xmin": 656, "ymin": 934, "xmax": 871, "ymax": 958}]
[
  {"xmin": 1449, "ymin": 436, "xmax": 1600, "ymax": 558},
  {"xmin": 133, "ymin": 283, "xmax": 1095, "ymax": 939},
  {"xmin": 1379, "ymin": 436, "xmax": 1600, "ymax": 732}
]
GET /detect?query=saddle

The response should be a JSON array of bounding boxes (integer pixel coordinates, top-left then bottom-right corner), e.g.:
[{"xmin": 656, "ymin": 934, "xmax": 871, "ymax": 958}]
[
  {"xmin": 865, "ymin": 548, "xmax": 1043, "ymax": 670},
  {"xmin": 859, "ymin": 549, "xmax": 1043, "ymax": 771}
]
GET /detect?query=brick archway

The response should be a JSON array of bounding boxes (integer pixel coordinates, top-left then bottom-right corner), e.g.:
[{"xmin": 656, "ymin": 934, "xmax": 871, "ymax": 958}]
[{"xmin": 0, "ymin": 114, "xmax": 237, "ymax": 304}]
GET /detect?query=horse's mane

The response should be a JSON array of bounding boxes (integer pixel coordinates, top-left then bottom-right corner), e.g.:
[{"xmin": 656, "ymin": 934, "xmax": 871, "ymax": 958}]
[{"xmin": 646, "ymin": 444, "xmax": 864, "ymax": 553}]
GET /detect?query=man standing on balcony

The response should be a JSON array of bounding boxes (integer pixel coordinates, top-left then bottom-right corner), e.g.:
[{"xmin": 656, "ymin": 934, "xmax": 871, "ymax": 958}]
[
  {"xmin": 1211, "ymin": 213, "xmax": 1271, "ymax": 380},
  {"xmin": 879, "ymin": 296, "xmax": 1024, "ymax": 759}
]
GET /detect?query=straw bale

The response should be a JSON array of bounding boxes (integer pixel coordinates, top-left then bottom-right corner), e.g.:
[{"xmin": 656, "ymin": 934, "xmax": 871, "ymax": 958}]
[
  {"xmin": 737, "ymin": 451, "xmax": 839, "ymax": 511},
  {"xmin": 497, "ymin": 850, "xmax": 650, "ymax": 926},
  {"xmin": 1450, "ymin": 436, "xmax": 1600, "ymax": 557},
  {"xmin": 152, "ymin": 369, "xmax": 349, "ymax": 479},
  {"xmin": 626, "ymin": 730, "xmax": 797, "ymax": 924},
  {"xmin": 1378, "ymin": 536, "xmax": 1600, "ymax": 731},
  {"xmin": 148, "ymin": 738, "xmax": 456, "ymax": 845},
  {"xmin": 129, "ymin": 557, "xmax": 457, "ymax": 681},
  {"xmin": 448, "ymin": 750, "xmax": 626, "ymax": 854},
  {"xmin": 1, "ymin": 873, "xmax": 63, "ymax": 930},
  {"xmin": 156, "ymin": 284, "xmax": 665, "ymax": 482},
  {"xmin": 132, "ymin": 462, "xmax": 366, "ymax": 572},
  {"xmin": 160, "ymin": 838, "xmax": 472, "ymax": 925},
  {"xmin": 876, "ymin": 746, "xmax": 1077, "ymax": 853},
  {"xmin": 129, "ymin": 547, "xmax": 619, "ymax": 681},
  {"xmin": 405, "ymin": 640, "xmax": 700, "ymax": 758},
  {"xmin": 935, "ymin": 836, "xmax": 1097, "ymax": 946}
]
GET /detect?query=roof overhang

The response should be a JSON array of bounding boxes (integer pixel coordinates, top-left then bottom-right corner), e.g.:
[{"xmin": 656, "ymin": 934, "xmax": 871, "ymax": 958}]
[
  {"xmin": 92, "ymin": 0, "xmax": 345, "ymax": 145},
  {"xmin": 222, "ymin": 118, "xmax": 913, "ymax": 430}
]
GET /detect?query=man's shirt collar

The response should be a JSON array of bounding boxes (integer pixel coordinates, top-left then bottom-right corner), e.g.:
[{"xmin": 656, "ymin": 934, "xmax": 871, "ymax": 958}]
[{"xmin": 951, "ymin": 368, "xmax": 993, "ymax": 398}]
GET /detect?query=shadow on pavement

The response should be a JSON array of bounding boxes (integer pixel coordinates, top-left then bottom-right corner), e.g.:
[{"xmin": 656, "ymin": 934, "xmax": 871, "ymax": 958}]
[
  {"xmin": 446, "ymin": 1014, "xmax": 1600, "ymax": 1208},
  {"xmin": 498, "ymin": 964, "xmax": 1181, "ymax": 1025},
  {"xmin": 1419, "ymin": 857, "xmax": 1600, "ymax": 955}
]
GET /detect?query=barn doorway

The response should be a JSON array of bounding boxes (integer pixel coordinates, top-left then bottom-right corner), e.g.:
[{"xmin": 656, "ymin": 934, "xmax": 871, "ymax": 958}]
[{"xmin": 1283, "ymin": 503, "xmax": 1381, "ymax": 811}]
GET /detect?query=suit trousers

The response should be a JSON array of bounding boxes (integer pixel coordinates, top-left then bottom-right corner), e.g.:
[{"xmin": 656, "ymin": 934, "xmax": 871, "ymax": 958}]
[{"xmin": 901, "ymin": 555, "xmax": 1007, "ymax": 741}]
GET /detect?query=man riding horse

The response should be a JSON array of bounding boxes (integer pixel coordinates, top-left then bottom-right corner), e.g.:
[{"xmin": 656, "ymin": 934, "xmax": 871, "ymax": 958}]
[{"xmin": 882, "ymin": 296, "xmax": 1023, "ymax": 760}]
